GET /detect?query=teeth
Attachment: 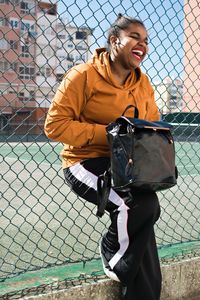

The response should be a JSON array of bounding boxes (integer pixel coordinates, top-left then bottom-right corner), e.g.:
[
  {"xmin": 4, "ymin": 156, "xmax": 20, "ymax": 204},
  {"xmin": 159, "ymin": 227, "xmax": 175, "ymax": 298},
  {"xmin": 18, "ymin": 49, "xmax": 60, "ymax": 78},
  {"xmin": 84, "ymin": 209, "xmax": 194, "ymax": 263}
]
[{"xmin": 132, "ymin": 50, "xmax": 143, "ymax": 56}]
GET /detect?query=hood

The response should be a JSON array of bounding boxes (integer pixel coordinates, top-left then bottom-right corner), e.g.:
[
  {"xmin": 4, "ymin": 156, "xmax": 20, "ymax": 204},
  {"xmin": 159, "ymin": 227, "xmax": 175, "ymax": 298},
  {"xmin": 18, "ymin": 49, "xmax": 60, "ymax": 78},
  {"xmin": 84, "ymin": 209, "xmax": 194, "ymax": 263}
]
[{"xmin": 90, "ymin": 48, "xmax": 142, "ymax": 91}]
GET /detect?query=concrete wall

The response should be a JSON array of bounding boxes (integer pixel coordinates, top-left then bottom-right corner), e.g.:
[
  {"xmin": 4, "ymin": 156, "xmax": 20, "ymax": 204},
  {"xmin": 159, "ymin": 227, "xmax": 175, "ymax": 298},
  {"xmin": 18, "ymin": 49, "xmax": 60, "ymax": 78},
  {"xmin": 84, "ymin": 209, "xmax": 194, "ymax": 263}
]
[{"xmin": 24, "ymin": 257, "xmax": 200, "ymax": 300}]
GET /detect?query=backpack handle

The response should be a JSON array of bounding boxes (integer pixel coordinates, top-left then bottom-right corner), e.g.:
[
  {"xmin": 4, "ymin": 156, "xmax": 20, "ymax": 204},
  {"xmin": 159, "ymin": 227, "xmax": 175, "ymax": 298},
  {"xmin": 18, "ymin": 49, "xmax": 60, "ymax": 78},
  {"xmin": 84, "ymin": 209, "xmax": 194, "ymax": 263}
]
[{"xmin": 122, "ymin": 105, "xmax": 139, "ymax": 118}]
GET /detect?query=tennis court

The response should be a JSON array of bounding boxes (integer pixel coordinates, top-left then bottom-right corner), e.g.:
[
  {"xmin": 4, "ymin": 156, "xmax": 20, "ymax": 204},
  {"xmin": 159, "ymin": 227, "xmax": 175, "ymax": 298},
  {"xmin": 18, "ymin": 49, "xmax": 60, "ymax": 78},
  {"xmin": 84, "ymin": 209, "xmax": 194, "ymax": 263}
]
[
  {"xmin": 1, "ymin": 140, "xmax": 199, "ymax": 173},
  {"xmin": 0, "ymin": 140, "xmax": 200, "ymax": 281}
]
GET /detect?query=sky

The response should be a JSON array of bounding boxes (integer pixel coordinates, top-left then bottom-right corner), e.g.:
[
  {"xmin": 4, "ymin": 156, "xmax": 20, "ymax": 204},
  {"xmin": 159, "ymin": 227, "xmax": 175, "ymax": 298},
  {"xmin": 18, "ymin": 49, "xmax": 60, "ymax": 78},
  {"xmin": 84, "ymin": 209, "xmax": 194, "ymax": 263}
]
[{"xmin": 57, "ymin": 0, "xmax": 184, "ymax": 82}]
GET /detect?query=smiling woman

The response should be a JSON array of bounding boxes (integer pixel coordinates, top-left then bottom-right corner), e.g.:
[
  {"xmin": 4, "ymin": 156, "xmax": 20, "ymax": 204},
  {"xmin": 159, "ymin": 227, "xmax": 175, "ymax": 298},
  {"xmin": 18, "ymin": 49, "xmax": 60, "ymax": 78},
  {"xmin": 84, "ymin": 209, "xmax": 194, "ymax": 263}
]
[
  {"xmin": 107, "ymin": 14, "xmax": 149, "ymax": 85},
  {"xmin": 44, "ymin": 13, "xmax": 161, "ymax": 300}
]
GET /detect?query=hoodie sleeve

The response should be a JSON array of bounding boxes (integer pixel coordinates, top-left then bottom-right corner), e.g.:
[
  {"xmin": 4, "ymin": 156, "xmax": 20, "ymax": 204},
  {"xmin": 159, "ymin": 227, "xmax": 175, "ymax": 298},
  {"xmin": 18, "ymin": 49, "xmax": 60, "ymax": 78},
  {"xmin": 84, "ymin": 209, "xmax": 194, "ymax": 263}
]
[{"xmin": 44, "ymin": 66, "xmax": 107, "ymax": 147}]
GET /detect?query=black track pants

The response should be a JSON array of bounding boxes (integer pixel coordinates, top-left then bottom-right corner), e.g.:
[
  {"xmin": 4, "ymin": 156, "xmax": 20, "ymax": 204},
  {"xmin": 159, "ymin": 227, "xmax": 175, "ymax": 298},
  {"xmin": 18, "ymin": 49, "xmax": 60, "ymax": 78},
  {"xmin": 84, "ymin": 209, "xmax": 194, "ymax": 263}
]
[{"xmin": 63, "ymin": 157, "xmax": 162, "ymax": 300}]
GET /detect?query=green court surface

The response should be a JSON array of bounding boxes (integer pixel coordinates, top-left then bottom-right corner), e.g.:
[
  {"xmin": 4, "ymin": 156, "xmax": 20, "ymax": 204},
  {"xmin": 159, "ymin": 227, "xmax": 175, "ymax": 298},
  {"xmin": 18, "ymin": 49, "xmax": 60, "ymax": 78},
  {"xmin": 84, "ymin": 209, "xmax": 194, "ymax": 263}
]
[
  {"xmin": 175, "ymin": 141, "xmax": 200, "ymax": 176},
  {"xmin": 0, "ymin": 141, "xmax": 199, "ymax": 175},
  {"xmin": 0, "ymin": 140, "xmax": 200, "ymax": 295},
  {"xmin": 0, "ymin": 142, "xmax": 63, "ymax": 165}
]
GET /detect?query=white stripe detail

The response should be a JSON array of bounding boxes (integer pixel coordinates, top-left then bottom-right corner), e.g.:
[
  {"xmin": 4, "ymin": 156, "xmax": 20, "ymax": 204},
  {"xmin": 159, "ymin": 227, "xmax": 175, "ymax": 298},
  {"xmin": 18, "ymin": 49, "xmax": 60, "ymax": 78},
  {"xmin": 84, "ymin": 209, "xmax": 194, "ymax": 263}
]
[
  {"xmin": 69, "ymin": 162, "xmax": 130, "ymax": 270},
  {"xmin": 108, "ymin": 203, "xmax": 129, "ymax": 269},
  {"xmin": 69, "ymin": 163, "xmax": 124, "ymax": 207},
  {"xmin": 70, "ymin": 163, "xmax": 97, "ymax": 189},
  {"xmin": 99, "ymin": 244, "xmax": 120, "ymax": 282}
]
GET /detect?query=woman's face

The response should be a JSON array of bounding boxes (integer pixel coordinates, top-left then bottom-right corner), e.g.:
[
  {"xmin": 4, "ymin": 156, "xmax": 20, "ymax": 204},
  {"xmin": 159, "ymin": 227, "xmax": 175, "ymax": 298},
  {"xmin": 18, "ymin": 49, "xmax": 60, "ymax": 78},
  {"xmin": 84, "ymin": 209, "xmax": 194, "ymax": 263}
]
[{"xmin": 111, "ymin": 23, "xmax": 149, "ymax": 70}]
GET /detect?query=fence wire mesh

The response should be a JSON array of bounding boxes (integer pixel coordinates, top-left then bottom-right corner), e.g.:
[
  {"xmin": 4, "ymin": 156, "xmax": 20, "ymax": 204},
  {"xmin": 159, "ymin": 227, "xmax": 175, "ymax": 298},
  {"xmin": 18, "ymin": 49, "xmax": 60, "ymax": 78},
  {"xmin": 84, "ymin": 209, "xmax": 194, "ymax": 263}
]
[{"xmin": 0, "ymin": 0, "xmax": 200, "ymax": 286}]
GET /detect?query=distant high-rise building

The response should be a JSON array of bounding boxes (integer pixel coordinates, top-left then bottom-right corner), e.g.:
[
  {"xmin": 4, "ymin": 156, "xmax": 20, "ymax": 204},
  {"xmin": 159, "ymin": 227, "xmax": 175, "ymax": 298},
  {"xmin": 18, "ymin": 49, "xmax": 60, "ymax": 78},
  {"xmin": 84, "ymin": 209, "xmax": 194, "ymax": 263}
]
[
  {"xmin": 154, "ymin": 77, "xmax": 183, "ymax": 115},
  {"xmin": 183, "ymin": 0, "xmax": 200, "ymax": 112}
]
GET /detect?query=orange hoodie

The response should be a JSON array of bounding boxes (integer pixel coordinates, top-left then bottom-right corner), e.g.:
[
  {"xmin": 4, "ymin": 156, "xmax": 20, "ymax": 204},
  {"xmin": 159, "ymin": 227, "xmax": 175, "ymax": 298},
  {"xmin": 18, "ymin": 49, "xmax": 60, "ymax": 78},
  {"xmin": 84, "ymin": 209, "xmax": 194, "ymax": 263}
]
[{"xmin": 44, "ymin": 48, "xmax": 160, "ymax": 168}]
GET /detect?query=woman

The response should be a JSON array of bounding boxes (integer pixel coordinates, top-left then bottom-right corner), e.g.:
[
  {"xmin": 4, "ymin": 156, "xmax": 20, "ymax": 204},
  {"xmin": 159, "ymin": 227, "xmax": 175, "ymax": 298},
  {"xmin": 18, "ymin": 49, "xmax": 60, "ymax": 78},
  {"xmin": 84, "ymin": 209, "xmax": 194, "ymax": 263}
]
[{"xmin": 44, "ymin": 14, "xmax": 162, "ymax": 300}]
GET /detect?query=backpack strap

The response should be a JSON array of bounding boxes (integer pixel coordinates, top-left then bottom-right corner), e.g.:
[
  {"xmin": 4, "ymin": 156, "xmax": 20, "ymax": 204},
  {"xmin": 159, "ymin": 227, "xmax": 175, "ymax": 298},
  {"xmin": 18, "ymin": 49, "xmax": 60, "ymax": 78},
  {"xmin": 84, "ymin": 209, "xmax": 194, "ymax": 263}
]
[
  {"xmin": 122, "ymin": 105, "xmax": 139, "ymax": 118},
  {"xmin": 96, "ymin": 169, "xmax": 111, "ymax": 217}
]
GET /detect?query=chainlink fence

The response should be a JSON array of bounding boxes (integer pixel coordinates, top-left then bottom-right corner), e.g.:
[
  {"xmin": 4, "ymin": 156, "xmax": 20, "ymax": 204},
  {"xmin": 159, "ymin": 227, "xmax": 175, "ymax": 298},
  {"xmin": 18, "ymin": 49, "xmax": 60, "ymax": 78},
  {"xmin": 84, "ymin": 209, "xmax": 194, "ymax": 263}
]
[{"xmin": 0, "ymin": 0, "xmax": 200, "ymax": 290}]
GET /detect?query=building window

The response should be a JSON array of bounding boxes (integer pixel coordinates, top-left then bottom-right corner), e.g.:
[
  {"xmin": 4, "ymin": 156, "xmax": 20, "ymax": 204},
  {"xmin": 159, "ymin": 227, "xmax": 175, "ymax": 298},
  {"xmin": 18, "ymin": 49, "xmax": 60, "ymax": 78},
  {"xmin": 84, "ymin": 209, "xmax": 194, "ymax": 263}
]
[
  {"xmin": 68, "ymin": 35, "xmax": 73, "ymax": 41},
  {"xmin": 19, "ymin": 92, "xmax": 25, "ymax": 97},
  {"xmin": 57, "ymin": 34, "xmax": 66, "ymax": 39},
  {"xmin": 75, "ymin": 54, "xmax": 84, "ymax": 61},
  {"xmin": 19, "ymin": 64, "xmax": 35, "ymax": 80},
  {"xmin": 0, "ymin": 61, "xmax": 17, "ymax": 72},
  {"xmin": 10, "ymin": 62, "xmax": 18, "ymax": 72},
  {"xmin": 10, "ymin": 40, "xmax": 18, "ymax": 50},
  {"xmin": 29, "ymin": 90, "xmax": 35, "ymax": 100},
  {"xmin": 38, "ymin": 66, "xmax": 52, "ymax": 77},
  {"xmin": 20, "ymin": 1, "xmax": 35, "ymax": 14},
  {"xmin": 0, "ymin": 115, "xmax": 9, "ymax": 130},
  {"xmin": 0, "ymin": 0, "xmax": 9, "ymax": 4},
  {"xmin": 21, "ymin": 43, "xmax": 30, "ymax": 57},
  {"xmin": 67, "ymin": 54, "xmax": 74, "ymax": 62},
  {"xmin": 0, "ymin": 38, "xmax": 9, "ymax": 50},
  {"xmin": 0, "ymin": 61, "xmax": 9, "ymax": 71},
  {"xmin": 0, "ymin": 17, "xmax": 9, "ymax": 26},
  {"xmin": 18, "ymin": 92, "xmax": 28, "ymax": 102},
  {"xmin": 75, "ymin": 31, "xmax": 87, "ymax": 40},
  {"xmin": 10, "ymin": 18, "xmax": 19, "ymax": 29},
  {"xmin": 10, "ymin": 0, "xmax": 20, "ymax": 4},
  {"xmin": 56, "ymin": 73, "xmax": 63, "ymax": 82},
  {"xmin": 21, "ymin": 1, "xmax": 29, "ymax": 13},
  {"xmin": 21, "ymin": 21, "xmax": 35, "ymax": 33},
  {"xmin": 76, "ymin": 44, "xmax": 87, "ymax": 50},
  {"xmin": 68, "ymin": 44, "xmax": 73, "ymax": 48},
  {"xmin": 18, "ymin": 90, "xmax": 35, "ymax": 102}
]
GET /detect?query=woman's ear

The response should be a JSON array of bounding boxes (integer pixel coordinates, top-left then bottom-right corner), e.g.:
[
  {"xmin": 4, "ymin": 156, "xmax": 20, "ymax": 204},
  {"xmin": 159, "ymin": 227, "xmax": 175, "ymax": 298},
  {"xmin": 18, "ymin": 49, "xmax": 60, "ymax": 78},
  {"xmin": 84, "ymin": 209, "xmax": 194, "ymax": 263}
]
[{"xmin": 110, "ymin": 35, "xmax": 118, "ymax": 48}]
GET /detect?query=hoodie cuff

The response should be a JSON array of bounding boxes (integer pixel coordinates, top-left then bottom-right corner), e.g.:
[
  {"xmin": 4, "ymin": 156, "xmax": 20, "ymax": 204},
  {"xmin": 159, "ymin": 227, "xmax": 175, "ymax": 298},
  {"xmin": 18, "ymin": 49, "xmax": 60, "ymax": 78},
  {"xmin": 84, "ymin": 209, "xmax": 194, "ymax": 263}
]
[{"xmin": 91, "ymin": 124, "xmax": 108, "ymax": 145}]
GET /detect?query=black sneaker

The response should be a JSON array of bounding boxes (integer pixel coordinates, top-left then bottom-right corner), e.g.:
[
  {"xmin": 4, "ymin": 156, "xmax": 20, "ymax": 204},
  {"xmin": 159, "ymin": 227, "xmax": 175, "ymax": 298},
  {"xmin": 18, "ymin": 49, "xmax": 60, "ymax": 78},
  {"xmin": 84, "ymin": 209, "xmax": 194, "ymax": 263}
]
[{"xmin": 99, "ymin": 242, "xmax": 120, "ymax": 282}]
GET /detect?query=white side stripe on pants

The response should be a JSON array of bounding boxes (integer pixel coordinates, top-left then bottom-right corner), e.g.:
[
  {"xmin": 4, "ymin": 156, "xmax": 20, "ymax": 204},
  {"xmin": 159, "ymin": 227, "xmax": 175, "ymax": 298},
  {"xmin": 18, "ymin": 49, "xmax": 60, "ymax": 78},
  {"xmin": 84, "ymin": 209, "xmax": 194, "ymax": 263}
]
[{"xmin": 69, "ymin": 163, "xmax": 130, "ymax": 269}]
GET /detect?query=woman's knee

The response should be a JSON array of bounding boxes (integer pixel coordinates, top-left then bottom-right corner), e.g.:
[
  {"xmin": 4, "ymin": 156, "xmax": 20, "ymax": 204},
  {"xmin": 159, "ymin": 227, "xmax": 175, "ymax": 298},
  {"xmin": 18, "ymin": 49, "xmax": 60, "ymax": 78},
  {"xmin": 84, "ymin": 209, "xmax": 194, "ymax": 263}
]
[{"xmin": 129, "ymin": 190, "xmax": 160, "ymax": 222}]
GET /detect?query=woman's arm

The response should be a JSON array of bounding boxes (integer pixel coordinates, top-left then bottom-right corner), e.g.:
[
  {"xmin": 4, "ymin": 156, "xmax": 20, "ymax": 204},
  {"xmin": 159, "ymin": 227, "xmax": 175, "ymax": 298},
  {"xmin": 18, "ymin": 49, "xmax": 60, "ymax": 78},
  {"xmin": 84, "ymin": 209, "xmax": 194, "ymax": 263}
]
[{"xmin": 44, "ymin": 67, "xmax": 107, "ymax": 147}]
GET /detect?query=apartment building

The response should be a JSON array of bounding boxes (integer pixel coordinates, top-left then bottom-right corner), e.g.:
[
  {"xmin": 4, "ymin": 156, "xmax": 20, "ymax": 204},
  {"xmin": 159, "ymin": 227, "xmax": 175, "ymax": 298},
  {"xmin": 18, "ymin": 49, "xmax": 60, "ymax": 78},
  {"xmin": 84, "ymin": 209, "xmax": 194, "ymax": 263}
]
[
  {"xmin": 0, "ymin": 0, "xmax": 37, "ymax": 134},
  {"xmin": 0, "ymin": 0, "xmax": 92, "ymax": 136},
  {"xmin": 55, "ymin": 21, "xmax": 92, "ymax": 82},
  {"xmin": 35, "ymin": 0, "xmax": 58, "ymax": 129},
  {"xmin": 183, "ymin": 0, "xmax": 200, "ymax": 112}
]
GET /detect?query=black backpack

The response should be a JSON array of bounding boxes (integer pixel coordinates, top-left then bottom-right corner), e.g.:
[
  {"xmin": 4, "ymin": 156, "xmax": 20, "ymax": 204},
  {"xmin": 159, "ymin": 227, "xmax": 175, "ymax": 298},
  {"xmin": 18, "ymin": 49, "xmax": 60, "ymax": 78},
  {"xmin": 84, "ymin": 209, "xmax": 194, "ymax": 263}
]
[{"xmin": 97, "ymin": 105, "xmax": 178, "ymax": 217}]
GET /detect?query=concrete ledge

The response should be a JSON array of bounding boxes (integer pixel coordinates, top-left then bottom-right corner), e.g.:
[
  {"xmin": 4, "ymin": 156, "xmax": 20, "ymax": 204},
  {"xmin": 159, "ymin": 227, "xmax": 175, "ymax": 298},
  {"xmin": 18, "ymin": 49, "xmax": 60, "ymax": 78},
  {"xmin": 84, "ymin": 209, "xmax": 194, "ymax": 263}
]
[
  {"xmin": 24, "ymin": 257, "xmax": 200, "ymax": 300},
  {"xmin": 24, "ymin": 280, "xmax": 120, "ymax": 300},
  {"xmin": 161, "ymin": 257, "xmax": 200, "ymax": 300}
]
